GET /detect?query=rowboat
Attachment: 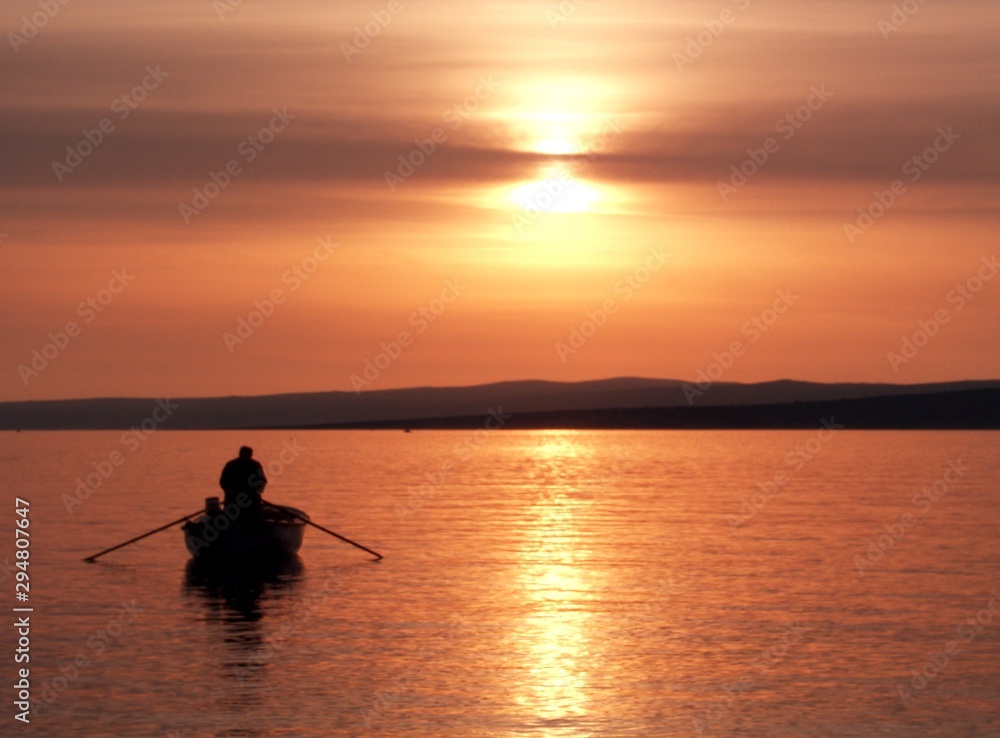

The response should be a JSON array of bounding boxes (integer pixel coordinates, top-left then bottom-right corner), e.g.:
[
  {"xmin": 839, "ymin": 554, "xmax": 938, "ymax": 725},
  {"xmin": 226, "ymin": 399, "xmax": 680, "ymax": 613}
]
[
  {"xmin": 182, "ymin": 498, "xmax": 309, "ymax": 560},
  {"xmin": 84, "ymin": 494, "xmax": 379, "ymax": 566}
]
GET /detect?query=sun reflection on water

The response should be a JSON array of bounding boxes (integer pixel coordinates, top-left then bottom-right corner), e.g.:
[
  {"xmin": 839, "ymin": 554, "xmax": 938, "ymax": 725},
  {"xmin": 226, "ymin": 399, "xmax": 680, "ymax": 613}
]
[{"xmin": 510, "ymin": 431, "xmax": 602, "ymax": 724}]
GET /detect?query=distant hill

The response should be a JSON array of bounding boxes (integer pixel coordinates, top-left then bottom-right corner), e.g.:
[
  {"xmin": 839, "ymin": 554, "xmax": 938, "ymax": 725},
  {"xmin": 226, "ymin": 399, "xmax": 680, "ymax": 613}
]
[
  {"xmin": 2, "ymin": 378, "xmax": 999, "ymax": 430},
  {"xmin": 306, "ymin": 388, "xmax": 1000, "ymax": 430}
]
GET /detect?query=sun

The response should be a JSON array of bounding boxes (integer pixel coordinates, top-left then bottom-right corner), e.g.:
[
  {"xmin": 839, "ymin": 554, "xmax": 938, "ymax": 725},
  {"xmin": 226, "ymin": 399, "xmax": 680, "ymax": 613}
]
[
  {"xmin": 516, "ymin": 112, "xmax": 586, "ymax": 156},
  {"xmin": 487, "ymin": 85, "xmax": 622, "ymax": 215},
  {"xmin": 532, "ymin": 135, "xmax": 579, "ymax": 156},
  {"xmin": 507, "ymin": 164, "xmax": 601, "ymax": 214}
]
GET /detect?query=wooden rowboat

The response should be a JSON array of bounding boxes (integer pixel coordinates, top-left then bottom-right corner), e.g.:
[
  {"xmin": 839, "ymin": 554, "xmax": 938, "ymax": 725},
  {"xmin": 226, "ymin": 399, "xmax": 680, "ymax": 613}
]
[{"xmin": 182, "ymin": 498, "xmax": 309, "ymax": 560}]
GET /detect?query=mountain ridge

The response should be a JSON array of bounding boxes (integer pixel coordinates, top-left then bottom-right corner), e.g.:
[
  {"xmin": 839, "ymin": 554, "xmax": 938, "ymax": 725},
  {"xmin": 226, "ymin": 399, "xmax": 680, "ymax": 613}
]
[
  {"xmin": 290, "ymin": 388, "xmax": 1000, "ymax": 430},
  {"xmin": 2, "ymin": 377, "xmax": 999, "ymax": 430}
]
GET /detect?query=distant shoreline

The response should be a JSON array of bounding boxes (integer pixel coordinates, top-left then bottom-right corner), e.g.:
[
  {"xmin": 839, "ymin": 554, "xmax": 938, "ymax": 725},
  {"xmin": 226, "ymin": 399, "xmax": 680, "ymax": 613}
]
[
  {"xmin": 3, "ymin": 380, "xmax": 997, "ymax": 431},
  {"xmin": 266, "ymin": 389, "xmax": 1000, "ymax": 431}
]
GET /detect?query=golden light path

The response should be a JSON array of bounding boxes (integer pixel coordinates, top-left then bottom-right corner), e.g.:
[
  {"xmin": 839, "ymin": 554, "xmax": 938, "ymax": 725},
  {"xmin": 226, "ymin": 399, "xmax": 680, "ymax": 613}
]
[{"xmin": 509, "ymin": 431, "xmax": 603, "ymax": 728}]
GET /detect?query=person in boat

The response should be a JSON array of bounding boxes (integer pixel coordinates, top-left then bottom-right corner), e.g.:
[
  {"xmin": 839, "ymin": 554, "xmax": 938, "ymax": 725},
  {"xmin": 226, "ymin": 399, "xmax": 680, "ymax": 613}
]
[{"xmin": 219, "ymin": 446, "xmax": 267, "ymax": 520}]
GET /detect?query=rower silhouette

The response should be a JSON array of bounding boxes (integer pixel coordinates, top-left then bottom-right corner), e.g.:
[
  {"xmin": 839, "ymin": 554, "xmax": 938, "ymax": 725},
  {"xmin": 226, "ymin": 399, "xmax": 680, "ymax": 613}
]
[{"xmin": 219, "ymin": 446, "xmax": 267, "ymax": 519}]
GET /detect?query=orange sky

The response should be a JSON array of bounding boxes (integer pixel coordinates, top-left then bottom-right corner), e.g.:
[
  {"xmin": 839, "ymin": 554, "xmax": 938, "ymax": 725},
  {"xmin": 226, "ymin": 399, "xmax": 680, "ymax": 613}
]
[{"xmin": 2, "ymin": 0, "xmax": 997, "ymax": 399}]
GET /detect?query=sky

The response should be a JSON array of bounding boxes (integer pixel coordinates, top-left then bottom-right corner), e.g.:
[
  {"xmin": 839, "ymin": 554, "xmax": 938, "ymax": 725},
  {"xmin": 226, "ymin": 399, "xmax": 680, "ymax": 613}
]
[{"xmin": 1, "ymin": 0, "xmax": 997, "ymax": 400}]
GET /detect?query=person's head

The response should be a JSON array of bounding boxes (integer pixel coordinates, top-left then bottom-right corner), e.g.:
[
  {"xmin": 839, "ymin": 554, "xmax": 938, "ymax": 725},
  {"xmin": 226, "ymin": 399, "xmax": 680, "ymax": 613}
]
[{"xmin": 238, "ymin": 446, "xmax": 253, "ymax": 459}]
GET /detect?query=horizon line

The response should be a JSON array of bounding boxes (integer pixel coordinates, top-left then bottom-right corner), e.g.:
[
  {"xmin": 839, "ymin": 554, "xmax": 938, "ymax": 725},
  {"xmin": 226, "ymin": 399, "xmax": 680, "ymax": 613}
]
[{"xmin": 4, "ymin": 376, "xmax": 1000, "ymax": 405}]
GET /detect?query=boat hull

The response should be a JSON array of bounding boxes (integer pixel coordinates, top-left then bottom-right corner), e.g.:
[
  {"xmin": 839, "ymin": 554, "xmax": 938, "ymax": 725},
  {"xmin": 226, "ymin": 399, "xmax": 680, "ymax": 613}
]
[{"xmin": 182, "ymin": 506, "xmax": 308, "ymax": 560}]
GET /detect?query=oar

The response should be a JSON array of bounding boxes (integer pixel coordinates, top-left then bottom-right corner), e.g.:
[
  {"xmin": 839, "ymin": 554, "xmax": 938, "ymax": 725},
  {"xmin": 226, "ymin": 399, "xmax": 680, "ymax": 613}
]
[
  {"xmin": 263, "ymin": 501, "xmax": 383, "ymax": 561},
  {"xmin": 83, "ymin": 510, "xmax": 202, "ymax": 563}
]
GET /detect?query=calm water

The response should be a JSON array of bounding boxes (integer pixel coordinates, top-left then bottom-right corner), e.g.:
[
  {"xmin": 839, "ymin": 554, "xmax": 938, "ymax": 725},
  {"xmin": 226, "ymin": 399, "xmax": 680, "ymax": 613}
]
[{"xmin": 2, "ymin": 429, "xmax": 999, "ymax": 737}]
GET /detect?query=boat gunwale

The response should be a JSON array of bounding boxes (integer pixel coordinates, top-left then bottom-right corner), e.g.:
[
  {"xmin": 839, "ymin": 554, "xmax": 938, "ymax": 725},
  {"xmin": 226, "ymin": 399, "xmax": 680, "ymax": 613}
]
[
  {"xmin": 182, "ymin": 504, "xmax": 309, "ymax": 559},
  {"xmin": 184, "ymin": 504, "xmax": 310, "ymax": 529}
]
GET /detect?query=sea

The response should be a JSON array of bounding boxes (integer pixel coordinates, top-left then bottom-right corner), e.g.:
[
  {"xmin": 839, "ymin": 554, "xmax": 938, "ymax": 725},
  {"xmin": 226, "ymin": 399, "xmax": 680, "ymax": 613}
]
[{"xmin": 2, "ymin": 429, "xmax": 999, "ymax": 737}]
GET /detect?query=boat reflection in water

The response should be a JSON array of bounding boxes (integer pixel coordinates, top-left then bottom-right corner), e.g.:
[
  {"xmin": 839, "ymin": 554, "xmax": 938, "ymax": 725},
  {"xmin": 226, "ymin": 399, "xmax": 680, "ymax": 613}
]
[
  {"xmin": 181, "ymin": 497, "xmax": 313, "ymax": 712},
  {"xmin": 184, "ymin": 553, "xmax": 305, "ymax": 622},
  {"xmin": 183, "ymin": 552, "xmax": 306, "ymax": 729}
]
